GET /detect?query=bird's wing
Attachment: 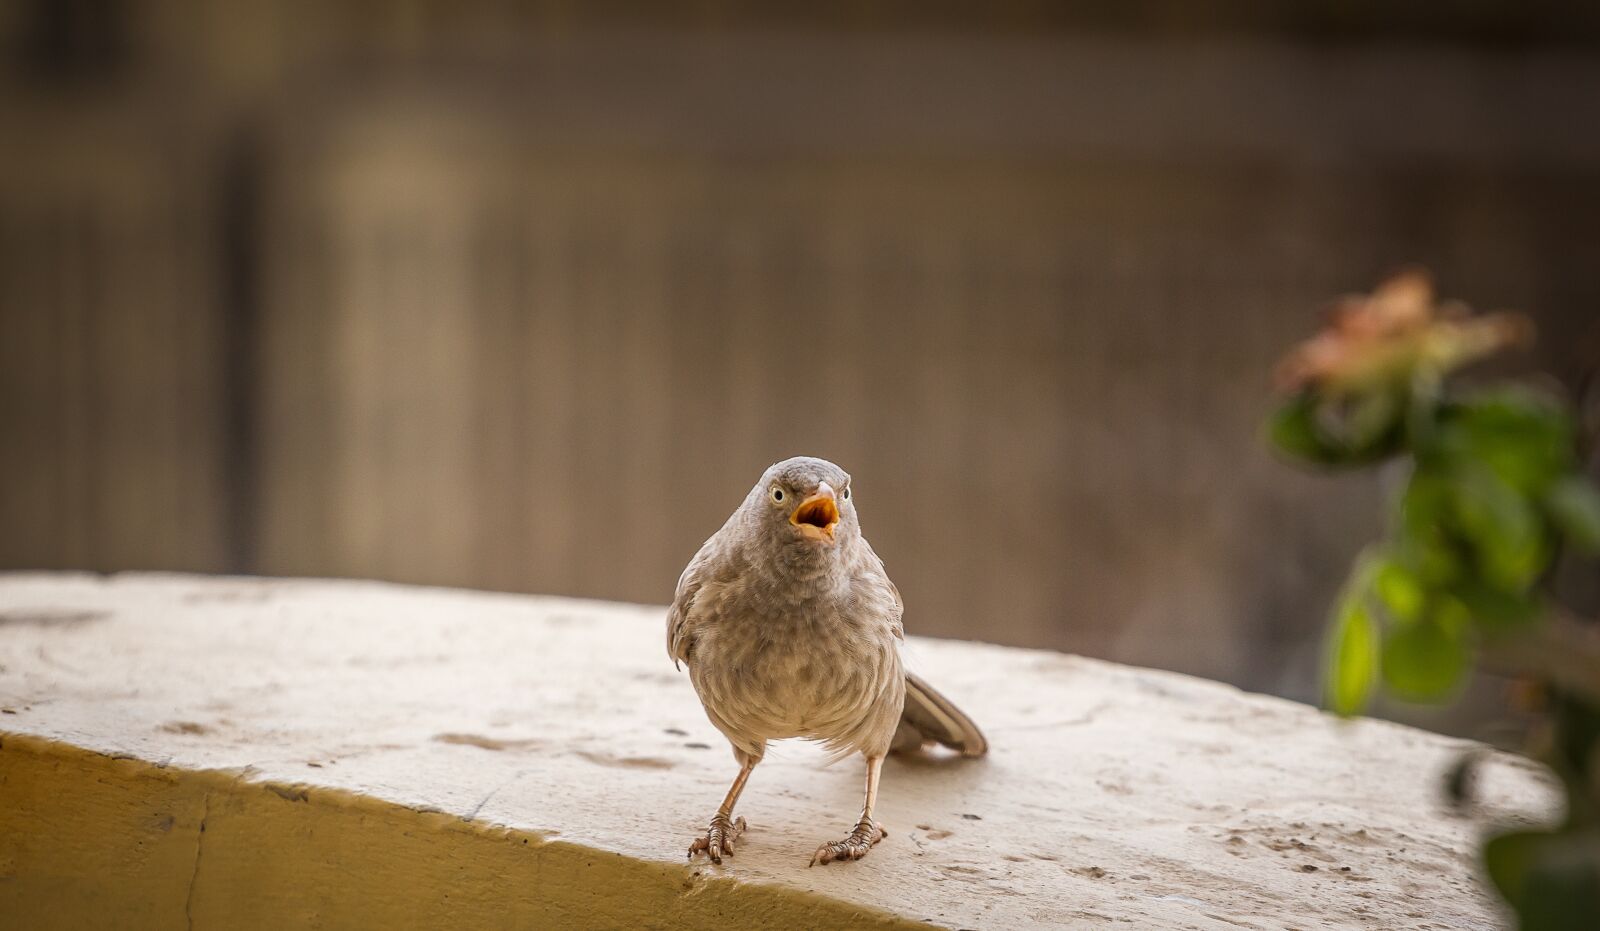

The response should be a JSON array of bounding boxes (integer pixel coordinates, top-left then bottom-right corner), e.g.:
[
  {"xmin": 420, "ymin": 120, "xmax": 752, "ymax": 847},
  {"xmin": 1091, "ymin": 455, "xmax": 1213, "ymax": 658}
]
[
  {"xmin": 667, "ymin": 533, "xmax": 723, "ymax": 669},
  {"xmin": 666, "ymin": 564, "xmax": 700, "ymax": 670},
  {"xmin": 855, "ymin": 540, "xmax": 979, "ymax": 755},
  {"xmin": 859, "ymin": 538, "xmax": 904, "ymax": 640},
  {"xmin": 886, "ymin": 576, "xmax": 904, "ymax": 640},
  {"xmin": 892, "ymin": 670, "xmax": 989, "ymax": 758}
]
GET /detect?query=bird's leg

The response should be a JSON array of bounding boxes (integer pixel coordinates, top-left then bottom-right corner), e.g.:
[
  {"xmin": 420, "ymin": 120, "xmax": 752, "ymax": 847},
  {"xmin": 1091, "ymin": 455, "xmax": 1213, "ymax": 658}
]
[
  {"xmin": 688, "ymin": 759, "xmax": 755, "ymax": 864},
  {"xmin": 810, "ymin": 754, "xmax": 888, "ymax": 866}
]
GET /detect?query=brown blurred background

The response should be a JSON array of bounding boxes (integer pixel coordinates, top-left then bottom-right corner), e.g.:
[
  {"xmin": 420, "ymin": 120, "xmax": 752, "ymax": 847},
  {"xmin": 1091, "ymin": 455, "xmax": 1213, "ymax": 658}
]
[{"xmin": 2, "ymin": 1, "xmax": 1598, "ymax": 720}]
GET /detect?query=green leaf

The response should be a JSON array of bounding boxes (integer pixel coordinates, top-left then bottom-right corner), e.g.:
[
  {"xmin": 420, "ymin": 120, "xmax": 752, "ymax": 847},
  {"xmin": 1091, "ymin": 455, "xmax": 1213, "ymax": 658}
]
[
  {"xmin": 1266, "ymin": 392, "xmax": 1403, "ymax": 468},
  {"xmin": 1452, "ymin": 466, "xmax": 1547, "ymax": 591},
  {"xmin": 1545, "ymin": 476, "xmax": 1600, "ymax": 554},
  {"xmin": 1381, "ymin": 612, "xmax": 1470, "ymax": 702},
  {"xmin": 1398, "ymin": 472, "xmax": 1466, "ymax": 585},
  {"xmin": 1267, "ymin": 395, "xmax": 1342, "ymax": 466},
  {"xmin": 1342, "ymin": 389, "xmax": 1404, "ymax": 453},
  {"xmin": 1487, "ymin": 829, "xmax": 1542, "ymax": 906},
  {"xmin": 1484, "ymin": 828, "xmax": 1600, "ymax": 931},
  {"xmin": 1373, "ymin": 558, "xmax": 1425, "ymax": 623},
  {"xmin": 1553, "ymin": 693, "xmax": 1600, "ymax": 788},
  {"xmin": 1432, "ymin": 389, "xmax": 1574, "ymax": 494},
  {"xmin": 1325, "ymin": 592, "xmax": 1380, "ymax": 716},
  {"xmin": 1450, "ymin": 581, "xmax": 1541, "ymax": 632}
]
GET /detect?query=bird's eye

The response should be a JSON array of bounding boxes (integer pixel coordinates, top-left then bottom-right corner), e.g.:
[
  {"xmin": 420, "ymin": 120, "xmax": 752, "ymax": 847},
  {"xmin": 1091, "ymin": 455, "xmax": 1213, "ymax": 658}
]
[
  {"xmin": 842, "ymin": 486, "xmax": 851, "ymax": 500},
  {"xmin": 771, "ymin": 487, "xmax": 784, "ymax": 503}
]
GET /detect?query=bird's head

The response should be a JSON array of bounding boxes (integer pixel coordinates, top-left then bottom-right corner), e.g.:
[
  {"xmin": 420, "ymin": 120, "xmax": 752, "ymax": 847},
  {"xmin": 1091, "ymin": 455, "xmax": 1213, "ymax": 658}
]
[{"xmin": 748, "ymin": 456, "xmax": 856, "ymax": 550}]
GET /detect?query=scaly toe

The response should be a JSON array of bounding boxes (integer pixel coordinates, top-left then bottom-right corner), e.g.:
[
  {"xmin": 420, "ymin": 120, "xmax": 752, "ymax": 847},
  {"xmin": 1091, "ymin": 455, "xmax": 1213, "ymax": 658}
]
[
  {"xmin": 808, "ymin": 819, "xmax": 886, "ymax": 867},
  {"xmin": 688, "ymin": 813, "xmax": 748, "ymax": 865}
]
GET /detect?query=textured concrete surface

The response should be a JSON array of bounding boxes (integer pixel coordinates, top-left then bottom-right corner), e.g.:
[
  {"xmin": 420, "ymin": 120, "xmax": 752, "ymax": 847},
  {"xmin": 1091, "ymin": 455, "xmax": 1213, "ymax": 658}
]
[{"xmin": 0, "ymin": 573, "xmax": 1561, "ymax": 929}]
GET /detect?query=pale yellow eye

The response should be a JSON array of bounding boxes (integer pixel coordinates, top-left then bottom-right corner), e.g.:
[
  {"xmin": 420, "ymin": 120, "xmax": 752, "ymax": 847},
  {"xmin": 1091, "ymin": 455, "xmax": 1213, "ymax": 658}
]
[{"xmin": 771, "ymin": 486, "xmax": 785, "ymax": 503}]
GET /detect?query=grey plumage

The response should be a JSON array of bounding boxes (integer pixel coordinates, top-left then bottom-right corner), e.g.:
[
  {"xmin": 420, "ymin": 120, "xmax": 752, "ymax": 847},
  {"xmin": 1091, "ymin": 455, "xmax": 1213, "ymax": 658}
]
[{"xmin": 669, "ymin": 456, "xmax": 986, "ymax": 866}]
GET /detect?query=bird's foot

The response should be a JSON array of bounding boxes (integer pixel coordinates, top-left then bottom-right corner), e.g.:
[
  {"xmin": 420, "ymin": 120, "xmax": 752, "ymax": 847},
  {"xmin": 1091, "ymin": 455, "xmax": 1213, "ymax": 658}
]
[
  {"xmin": 809, "ymin": 818, "xmax": 887, "ymax": 866},
  {"xmin": 687, "ymin": 813, "xmax": 747, "ymax": 864}
]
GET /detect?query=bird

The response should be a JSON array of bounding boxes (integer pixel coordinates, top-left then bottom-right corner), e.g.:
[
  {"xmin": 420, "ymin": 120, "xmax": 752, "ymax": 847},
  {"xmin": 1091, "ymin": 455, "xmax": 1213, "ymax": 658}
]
[{"xmin": 667, "ymin": 456, "xmax": 987, "ymax": 866}]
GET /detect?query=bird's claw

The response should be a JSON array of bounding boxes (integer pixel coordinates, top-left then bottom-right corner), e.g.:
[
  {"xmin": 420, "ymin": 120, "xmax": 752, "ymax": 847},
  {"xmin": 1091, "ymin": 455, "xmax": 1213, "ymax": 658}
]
[
  {"xmin": 808, "ymin": 818, "xmax": 887, "ymax": 866},
  {"xmin": 688, "ymin": 813, "xmax": 747, "ymax": 865}
]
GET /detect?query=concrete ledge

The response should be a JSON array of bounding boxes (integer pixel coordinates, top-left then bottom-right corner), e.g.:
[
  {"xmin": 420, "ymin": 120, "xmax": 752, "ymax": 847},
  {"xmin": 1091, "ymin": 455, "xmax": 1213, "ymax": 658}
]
[
  {"xmin": 0, "ymin": 573, "xmax": 1560, "ymax": 928},
  {"xmin": 2, "ymin": 733, "xmax": 906, "ymax": 929}
]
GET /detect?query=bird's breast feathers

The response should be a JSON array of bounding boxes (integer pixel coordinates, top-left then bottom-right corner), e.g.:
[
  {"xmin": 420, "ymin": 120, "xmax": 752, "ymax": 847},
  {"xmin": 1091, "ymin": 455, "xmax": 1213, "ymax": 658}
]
[{"xmin": 684, "ymin": 569, "xmax": 903, "ymax": 744}]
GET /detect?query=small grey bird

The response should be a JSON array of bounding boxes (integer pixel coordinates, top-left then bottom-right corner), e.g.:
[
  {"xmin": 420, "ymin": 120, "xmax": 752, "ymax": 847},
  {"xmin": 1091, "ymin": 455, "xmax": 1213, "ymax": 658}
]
[{"xmin": 668, "ymin": 456, "xmax": 986, "ymax": 866}]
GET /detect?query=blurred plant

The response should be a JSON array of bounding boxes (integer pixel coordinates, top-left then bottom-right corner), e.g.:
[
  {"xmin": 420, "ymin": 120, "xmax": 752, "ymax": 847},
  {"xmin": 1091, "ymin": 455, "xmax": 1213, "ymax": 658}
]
[{"xmin": 1267, "ymin": 269, "xmax": 1600, "ymax": 930}]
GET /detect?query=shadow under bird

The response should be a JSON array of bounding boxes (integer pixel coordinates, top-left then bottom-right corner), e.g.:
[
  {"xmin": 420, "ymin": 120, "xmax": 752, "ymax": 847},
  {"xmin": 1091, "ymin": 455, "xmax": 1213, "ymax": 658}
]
[{"xmin": 667, "ymin": 456, "xmax": 987, "ymax": 866}]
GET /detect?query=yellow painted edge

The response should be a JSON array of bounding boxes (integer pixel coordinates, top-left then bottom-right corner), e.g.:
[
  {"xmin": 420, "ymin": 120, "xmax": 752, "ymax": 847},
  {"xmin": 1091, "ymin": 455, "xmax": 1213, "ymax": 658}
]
[{"xmin": 0, "ymin": 733, "xmax": 932, "ymax": 930}]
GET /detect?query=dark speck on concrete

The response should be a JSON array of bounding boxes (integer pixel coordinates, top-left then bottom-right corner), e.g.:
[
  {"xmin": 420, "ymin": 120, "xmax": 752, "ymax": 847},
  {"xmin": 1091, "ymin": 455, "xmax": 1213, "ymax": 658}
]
[
  {"xmin": 960, "ymin": 813, "xmax": 982, "ymax": 820},
  {"xmin": 181, "ymin": 587, "xmax": 273, "ymax": 604},
  {"xmin": 685, "ymin": 742, "xmax": 711, "ymax": 750},
  {"xmin": 267, "ymin": 784, "xmax": 310, "ymax": 802},
  {"xmin": 0, "ymin": 609, "xmax": 110, "ymax": 629}
]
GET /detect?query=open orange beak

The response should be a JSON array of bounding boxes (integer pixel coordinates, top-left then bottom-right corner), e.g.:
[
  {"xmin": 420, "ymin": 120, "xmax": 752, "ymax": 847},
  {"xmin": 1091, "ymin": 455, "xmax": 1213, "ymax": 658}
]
[{"xmin": 790, "ymin": 483, "xmax": 840, "ymax": 542}]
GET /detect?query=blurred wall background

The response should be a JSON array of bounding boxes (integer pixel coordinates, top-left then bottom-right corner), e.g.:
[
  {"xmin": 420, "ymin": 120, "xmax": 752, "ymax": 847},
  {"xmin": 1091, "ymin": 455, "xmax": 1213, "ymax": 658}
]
[{"xmin": 2, "ymin": 1, "xmax": 1598, "ymax": 716}]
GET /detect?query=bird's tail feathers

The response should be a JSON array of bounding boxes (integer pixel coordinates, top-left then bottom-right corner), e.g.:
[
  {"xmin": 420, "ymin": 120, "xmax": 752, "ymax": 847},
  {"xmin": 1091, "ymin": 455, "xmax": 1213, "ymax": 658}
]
[{"xmin": 892, "ymin": 670, "xmax": 988, "ymax": 758}]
